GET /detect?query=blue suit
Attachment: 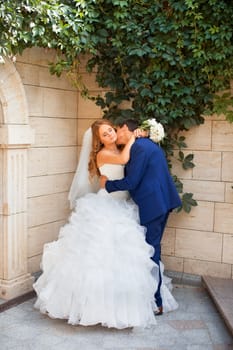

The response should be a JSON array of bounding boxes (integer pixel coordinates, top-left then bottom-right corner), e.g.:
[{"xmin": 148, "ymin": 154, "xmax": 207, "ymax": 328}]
[{"xmin": 106, "ymin": 138, "xmax": 181, "ymax": 307}]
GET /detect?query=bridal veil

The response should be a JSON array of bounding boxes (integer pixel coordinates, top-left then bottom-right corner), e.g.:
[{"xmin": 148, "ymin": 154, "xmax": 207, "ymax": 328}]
[{"xmin": 68, "ymin": 127, "xmax": 99, "ymax": 209}]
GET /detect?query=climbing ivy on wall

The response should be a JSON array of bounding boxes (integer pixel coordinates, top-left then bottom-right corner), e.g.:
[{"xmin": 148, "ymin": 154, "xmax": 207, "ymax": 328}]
[{"xmin": 1, "ymin": 0, "xmax": 233, "ymax": 212}]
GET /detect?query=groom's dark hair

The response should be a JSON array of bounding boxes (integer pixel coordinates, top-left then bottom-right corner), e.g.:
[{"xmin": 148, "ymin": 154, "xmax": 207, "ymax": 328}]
[{"xmin": 117, "ymin": 119, "xmax": 139, "ymax": 131}]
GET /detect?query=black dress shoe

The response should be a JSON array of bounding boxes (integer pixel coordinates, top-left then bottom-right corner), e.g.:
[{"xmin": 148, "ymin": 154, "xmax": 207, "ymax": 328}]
[{"xmin": 154, "ymin": 306, "xmax": 163, "ymax": 316}]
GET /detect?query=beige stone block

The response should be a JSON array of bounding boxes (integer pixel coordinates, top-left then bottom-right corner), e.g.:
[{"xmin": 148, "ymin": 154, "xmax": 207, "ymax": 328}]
[
  {"xmin": 28, "ymin": 146, "xmax": 78, "ymax": 177},
  {"xmin": 0, "ymin": 124, "xmax": 35, "ymax": 146},
  {"xmin": 170, "ymin": 150, "xmax": 193, "ymax": 180},
  {"xmin": 25, "ymin": 85, "xmax": 44, "ymax": 116},
  {"xmin": 222, "ymin": 152, "xmax": 233, "ymax": 181},
  {"xmin": 28, "ymin": 148, "xmax": 49, "ymax": 177},
  {"xmin": 0, "ymin": 101, "xmax": 3, "ymax": 123},
  {"xmin": 168, "ymin": 201, "xmax": 214, "ymax": 231},
  {"xmin": 16, "ymin": 62, "xmax": 76, "ymax": 91},
  {"xmin": 78, "ymin": 92, "xmax": 102, "ymax": 120},
  {"xmin": 77, "ymin": 118, "xmax": 98, "ymax": 146},
  {"xmin": 179, "ymin": 121, "xmax": 211, "ymax": 150},
  {"xmin": 28, "ymin": 220, "xmax": 65, "ymax": 257},
  {"xmin": 2, "ymin": 96, "xmax": 28, "ymax": 124},
  {"xmin": 161, "ymin": 255, "xmax": 184, "ymax": 273},
  {"xmin": 204, "ymin": 114, "xmax": 225, "ymax": 121},
  {"xmin": 182, "ymin": 179, "xmax": 225, "ymax": 202},
  {"xmin": 214, "ymin": 203, "xmax": 233, "ymax": 234},
  {"xmin": 192, "ymin": 151, "xmax": 221, "ymax": 180},
  {"xmin": 212, "ymin": 121, "xmax": 233, "ymax": 151},
  {"xmin": 0, "ymin": 150, "xmax": 3, "ymax": 214},
  {"xmin": 222, "ymin": 234, "xmax": 233, "ymax": 264},
  {"xmin": 30, "ymin": 117, "xmax": 77, "ymax": 147},
  {"xmin": 184, "ymin": 259, "xmax": 232, "ymax": 279},
  {"xmin": 47, "ymin": 146, "xmax": 78, "ymax": 174},
  {"xmin": 175, "ymin": 229, "xmax": 222, "ymax": 262},
  {"xmin": 82, "ymin": 73, "xmax": 102, "ymax": 91},
  {"xmin": 28, "ymin": 173, "xmax": 74, "ymax": 198},
  {"xmin": 41, "ymin": 69, "xmax": 76, "ymax": 91},
  {"xmin": 43, "ymin": 88, "xmax": 77, "ymax": 118},
  {"xmin": 28, "ymin": 192, "xmax": 70, "ymax": 227},
  {"xmin": 161, "ymin": 227, "xmax": 176, "ymax": 256},
  {"xmin": 25, "ymin": 86, "xmax": 77, "ymax": 118},
  {"xmin": 17, "ymin": 47, "xmax": 57, "ymax": 66},
  {"xmin": 16, "ymin": 62, "xmax": 40, "ymax": 86},
  {"xmin": 28, "ymin": 254, "xmax": 42, "ymax": 274},
  {"xmin": 0, "ymin": 215, "xmax": 3, "ymax": 278},
  {"xmin": 225, "ymin": 183, "xmax": 233, "ymax": 203}
]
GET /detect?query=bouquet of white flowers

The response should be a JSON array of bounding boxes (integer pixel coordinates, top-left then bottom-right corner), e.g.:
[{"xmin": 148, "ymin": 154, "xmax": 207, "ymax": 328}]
[{"xmin": 140, "ymin": 118, "xmax": 165, "ymax": 143}]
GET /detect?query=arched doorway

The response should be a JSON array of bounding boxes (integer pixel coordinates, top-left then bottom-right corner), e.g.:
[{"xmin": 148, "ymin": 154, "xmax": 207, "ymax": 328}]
[{"xmin": 0, "ymin": 58, "xmax": 34, "ymax": 300}]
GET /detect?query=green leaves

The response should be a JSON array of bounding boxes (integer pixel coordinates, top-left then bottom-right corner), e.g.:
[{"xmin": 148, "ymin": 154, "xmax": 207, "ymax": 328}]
[
  {"xmin": 211, "ymin": 93, "xmax": 233, "ymax": 123},
  {"xmin": 178, "ymin": 152, "xmax": 195, "ymax": 170},
  {"xmin": 179, "ymin": 193, "xmax": 198, "ymax": 213},
  {"xmin": 0, "ymin": 0, "xmax": 95, "ymax": 62},
  {"xmin": 172, "ymin": 175, "xmax": 197, "ymax": 214}
]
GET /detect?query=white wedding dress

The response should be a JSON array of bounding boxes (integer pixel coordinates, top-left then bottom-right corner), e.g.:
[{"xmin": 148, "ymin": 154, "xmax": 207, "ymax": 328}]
[{"xmin": 33, "ymin": 164, "xmax": 178, "ymax": 329}]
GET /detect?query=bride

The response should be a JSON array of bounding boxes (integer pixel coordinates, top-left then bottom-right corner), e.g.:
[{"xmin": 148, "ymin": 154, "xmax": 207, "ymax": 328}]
[{"xmin": 33, "ymin": 119, "xmax": 178, "ymax": 329}]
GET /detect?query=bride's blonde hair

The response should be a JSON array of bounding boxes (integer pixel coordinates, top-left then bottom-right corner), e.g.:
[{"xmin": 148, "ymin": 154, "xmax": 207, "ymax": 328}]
[{"xmin": 88, "ymin": 119, "xmax": 115, "ymax": 178}]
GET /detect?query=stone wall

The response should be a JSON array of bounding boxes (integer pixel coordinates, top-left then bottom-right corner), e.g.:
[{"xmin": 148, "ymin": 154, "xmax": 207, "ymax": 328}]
[
  {"xmin": 162, "ymin": 112, "xmax": 233, "ymax": 279},
  {"xmin": 15, "ymin": 49, "xmax": 104, "ymax": 274},
  {"xmin": 0, "ymin": 47, "xmax": 232, "ymax": 299}
]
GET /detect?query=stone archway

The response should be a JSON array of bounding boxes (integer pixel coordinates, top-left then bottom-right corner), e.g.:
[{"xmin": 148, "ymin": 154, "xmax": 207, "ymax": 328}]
[{"xmin": 0, "ymin": 58, "xmax": 35, "ymax": 300}]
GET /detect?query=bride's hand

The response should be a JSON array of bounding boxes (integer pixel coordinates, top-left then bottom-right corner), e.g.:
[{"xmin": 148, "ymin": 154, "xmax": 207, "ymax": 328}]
[
  {"xmin": 134, "ymin": 128, "xmax": 149, "ymax": 138},
  {"xmin": 99, "ymin": 175, "xmax": 108, "ymax": 188}
]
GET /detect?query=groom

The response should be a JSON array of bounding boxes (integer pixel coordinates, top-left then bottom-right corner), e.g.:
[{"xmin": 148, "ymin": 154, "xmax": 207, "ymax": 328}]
[{"xmin": 100, "ymin": 119, "xmax": 181, "ymax": 315}]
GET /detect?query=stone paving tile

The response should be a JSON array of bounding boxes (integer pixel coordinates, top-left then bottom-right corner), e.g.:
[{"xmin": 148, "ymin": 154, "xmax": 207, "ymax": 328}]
[
  {"xmin": 0, "ymin": 285, "xmax": 232, "ymax": 350},
  {"xmin": 167, "ymin": 320, "xmax": 207, "ymax": 330},
  {"xmin": 206, "ymin": 319, "xmax": 233, "ymax": 344},
  {"xmin": 187, "ymin": 346, "xmax": 218, "ymax": 350},
  {"xmin": 104, "ymin": 348, "xmax": 168, "ymax": 350}
]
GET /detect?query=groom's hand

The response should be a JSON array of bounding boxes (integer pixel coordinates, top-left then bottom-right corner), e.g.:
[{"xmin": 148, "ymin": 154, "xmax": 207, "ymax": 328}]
[
  {"xmin": 99, "ymin": 175, "xmax": 108, "ymax": 188},
  {"xmin": 134, "ymin": 128, "xmax": 149, "ymax": 138}
]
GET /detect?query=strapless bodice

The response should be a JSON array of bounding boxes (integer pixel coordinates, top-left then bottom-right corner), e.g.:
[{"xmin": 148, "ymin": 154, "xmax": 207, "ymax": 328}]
[{"xmin": 99, "ymin": 164, "xmax": 129, "ymax": 200}]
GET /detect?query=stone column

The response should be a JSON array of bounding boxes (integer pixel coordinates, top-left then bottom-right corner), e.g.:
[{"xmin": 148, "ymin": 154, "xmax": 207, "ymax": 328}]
[{"xmin": 0, "ymin": 125, "xmax": 35, "ymax": 299}]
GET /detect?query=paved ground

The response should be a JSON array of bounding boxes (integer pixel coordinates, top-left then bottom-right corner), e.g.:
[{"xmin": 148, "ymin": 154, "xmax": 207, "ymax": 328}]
[{"xmin": 0, "ymin": 283, "xmax": 232, "ymax": 350}]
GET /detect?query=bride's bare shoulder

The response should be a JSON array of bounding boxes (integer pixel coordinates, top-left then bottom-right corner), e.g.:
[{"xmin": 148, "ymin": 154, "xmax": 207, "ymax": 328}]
[{"xmin": 97, "ymin": 148, "xmax": 109, "ymax": 168}]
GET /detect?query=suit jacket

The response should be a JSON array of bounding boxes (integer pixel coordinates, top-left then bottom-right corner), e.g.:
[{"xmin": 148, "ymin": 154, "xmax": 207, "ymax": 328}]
[{"xmin": 106, "ymin": 138, "xmax": 182, "ymax": 225}]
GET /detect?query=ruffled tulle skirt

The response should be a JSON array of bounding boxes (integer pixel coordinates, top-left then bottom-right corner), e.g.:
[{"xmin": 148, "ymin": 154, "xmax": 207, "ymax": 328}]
[{"xmin": 33, "ymin": 190, "xmax": 177, "ymax": 328}]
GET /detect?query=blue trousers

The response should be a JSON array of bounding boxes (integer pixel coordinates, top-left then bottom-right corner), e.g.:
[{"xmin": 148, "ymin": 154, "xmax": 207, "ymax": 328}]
[{"xmin": 144, "ymin": 213, "xmax": 169, "ymax": 307}]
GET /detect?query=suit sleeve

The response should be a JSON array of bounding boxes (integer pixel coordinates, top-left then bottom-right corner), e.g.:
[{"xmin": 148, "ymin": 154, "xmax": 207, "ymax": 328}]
[{"xmin": 105, "ymin": 142, "xmax": 149, "ymax": 193}]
